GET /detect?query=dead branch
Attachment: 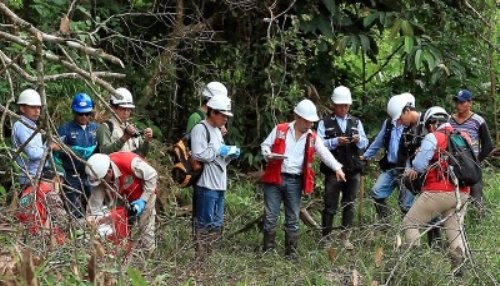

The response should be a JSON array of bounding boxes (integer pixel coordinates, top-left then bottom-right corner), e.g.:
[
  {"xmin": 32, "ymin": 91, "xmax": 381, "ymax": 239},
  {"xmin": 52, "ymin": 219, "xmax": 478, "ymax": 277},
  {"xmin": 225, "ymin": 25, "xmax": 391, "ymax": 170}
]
[{"xmin": 0, "ymin": 2, "xmax": 124, "ymax": 67}]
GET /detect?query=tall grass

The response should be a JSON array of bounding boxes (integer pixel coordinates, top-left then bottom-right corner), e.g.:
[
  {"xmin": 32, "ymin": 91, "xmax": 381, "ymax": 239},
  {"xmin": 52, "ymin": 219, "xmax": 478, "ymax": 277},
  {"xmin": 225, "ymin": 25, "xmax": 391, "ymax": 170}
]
[{"xmin": 0, "ymin": 169, "xmax": 498, "ymax": 285}]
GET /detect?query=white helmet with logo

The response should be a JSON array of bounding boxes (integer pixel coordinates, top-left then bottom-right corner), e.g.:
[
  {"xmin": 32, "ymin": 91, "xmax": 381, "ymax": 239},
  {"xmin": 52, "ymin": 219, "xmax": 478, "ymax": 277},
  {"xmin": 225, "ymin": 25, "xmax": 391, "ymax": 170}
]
[
  {"xmin": 294, "ymin": 99, "xmax": 319, "ymax": 122},
  {"xmin": 110, "ymin": 87, "xmax": 135, "ymax": 108},
  {"xmin": 207, "ymin": 94, "xmax": 233, "ymax": 117},
  {"xmin": 17, "ymin": 89, "xmax": 42, "ymax": 106},
  {"xmin": 423, "ymin": 106, "xmax": 449, "ymax": 125},
  {"xmin": 387, "ymin": 92, "xmax": 415, "ymax": 121},
  {"xmin": 202, "ymin": 81, "xmax": 228, "ymax": 99},
  {"xmin": 331, "ymin": 85, "xmax": 352, "ymax": 105},
  {"xmin": 85, "ymin": 153, "xmax": 112, "ymax": 187}
]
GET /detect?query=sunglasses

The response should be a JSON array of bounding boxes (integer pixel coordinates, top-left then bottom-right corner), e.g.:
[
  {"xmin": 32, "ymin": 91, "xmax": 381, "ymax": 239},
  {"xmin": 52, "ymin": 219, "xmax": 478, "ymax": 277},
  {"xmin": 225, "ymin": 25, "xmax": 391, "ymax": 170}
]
[{"xmin": 75, "ymin": 112, "xmax": 92, "ymax": 117}]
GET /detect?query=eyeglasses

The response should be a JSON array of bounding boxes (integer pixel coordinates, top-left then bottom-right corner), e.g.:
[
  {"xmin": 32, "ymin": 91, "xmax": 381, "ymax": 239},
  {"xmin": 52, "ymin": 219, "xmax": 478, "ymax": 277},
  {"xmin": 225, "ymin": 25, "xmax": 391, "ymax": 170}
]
[{"xmin": 75, "ymin": 112, "xmax": 92, "ymax": 117}]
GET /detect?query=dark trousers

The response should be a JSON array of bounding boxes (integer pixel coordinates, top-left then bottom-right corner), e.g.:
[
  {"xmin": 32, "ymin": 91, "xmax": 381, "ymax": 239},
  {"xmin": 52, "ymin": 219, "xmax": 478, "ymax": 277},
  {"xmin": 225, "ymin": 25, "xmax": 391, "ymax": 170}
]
[
  {"xmin": 469, "ymin": 178, "xmax": 484, "ymax": 206},
  {"xmin": 322, "ymin": 172, "xmax": 360, "ymax": 233},
  {"xmin": 63, "ymin": 172, "xmax": 90, "ymax": 219}
]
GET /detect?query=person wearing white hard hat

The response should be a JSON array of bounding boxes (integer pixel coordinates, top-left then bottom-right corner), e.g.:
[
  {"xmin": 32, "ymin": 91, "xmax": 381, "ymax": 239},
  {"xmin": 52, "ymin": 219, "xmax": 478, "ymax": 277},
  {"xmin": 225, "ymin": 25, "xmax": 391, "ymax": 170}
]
[
  {"xmin": 11, "ymin": 88, "xmax": 45, "ymax": 187},
  {"xmin": 96, "ymin": 87, "xmax": 153, "ymax": 157},
  {"xmin": 260, "ymin": 99, "xmax": 346, "ymax": 258},
  {"xmin": 402, "ymin": 107, "xmax": 470, "ymax": 277},
  {"xmin": 362, "ymin": 92, "xmax": 421, "ymax": 225},
  {"xmin": 190, "ymin": 93, "xmax": 240, "ymax": 257},
  {"xmin": 317, "ymin": 86, "xmax": 369, "ymax": 250},
  {"xmin": 186, "ymin": 81, "xmax": 228, "ymax": 133},
  {"xmin": 85, "ymin": 152, "xmax": 157, "ymax": 253}
]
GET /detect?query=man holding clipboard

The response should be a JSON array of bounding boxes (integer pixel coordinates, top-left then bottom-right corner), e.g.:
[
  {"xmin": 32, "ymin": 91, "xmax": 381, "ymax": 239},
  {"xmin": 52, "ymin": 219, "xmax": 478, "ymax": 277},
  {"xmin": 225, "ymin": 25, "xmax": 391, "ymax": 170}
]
[{"xmin": 260, "ymin": 99, "xmax": 346, "ymax": 258}]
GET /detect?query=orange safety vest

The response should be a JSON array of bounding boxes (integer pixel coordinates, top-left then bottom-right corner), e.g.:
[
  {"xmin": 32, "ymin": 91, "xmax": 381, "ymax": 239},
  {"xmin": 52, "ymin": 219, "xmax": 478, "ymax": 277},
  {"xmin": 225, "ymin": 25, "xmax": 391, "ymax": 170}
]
[
  {"xmin": 423, "ymin": 127, "xmax": 469, "ymax": 193},
  {"xmin": 261, "ymin": 123, "xmax": 317, "ymax": 195},
  {"xmin": 109, "ymin": 151, "xmax": 144, "ymax": 202}
]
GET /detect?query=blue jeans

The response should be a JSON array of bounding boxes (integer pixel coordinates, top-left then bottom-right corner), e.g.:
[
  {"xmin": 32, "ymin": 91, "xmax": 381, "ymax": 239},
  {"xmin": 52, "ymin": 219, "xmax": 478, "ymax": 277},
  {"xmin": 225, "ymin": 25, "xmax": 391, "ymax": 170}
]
[
  {"xmin": 193, "ymin": 185, "xmax": 225, "ymax": 231},
  {"xmin": 263, "ymin": 175, "xmax": 302, "ymax": 232},
  {"xmin": 63, "ymin": 171, "xmax": 91, "ymax": 218},
  {"xmin": 371, "ymin": 168, "xmax": 414, "ymax": 213}
]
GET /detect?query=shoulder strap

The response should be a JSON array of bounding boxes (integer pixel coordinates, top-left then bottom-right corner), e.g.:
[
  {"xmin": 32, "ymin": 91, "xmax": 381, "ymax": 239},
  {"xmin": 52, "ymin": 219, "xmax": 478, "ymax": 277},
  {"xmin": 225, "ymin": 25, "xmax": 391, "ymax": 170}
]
[
  {"xmin": 383, "ymin": 118, "xmax": 392, "ymax": 149},
  {"xmin": 195, "ymin": 122, "xmax": 210, "ymax": 143},
  {"xmin": 104, "ymin": 120, "xmax": 114, "ymax": 134}
]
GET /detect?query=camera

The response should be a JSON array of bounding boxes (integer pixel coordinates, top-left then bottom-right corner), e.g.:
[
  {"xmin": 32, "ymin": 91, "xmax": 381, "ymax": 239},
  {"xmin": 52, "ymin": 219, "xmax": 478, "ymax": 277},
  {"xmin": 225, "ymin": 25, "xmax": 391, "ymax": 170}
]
[{"xmin": 131, "ymin": 129, "xmax": 144, "ymax": 138}]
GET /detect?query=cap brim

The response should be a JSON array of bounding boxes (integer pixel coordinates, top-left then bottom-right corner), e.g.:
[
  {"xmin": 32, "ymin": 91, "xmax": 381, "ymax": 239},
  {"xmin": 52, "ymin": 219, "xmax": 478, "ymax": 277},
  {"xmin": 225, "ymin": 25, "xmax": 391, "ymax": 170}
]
[
  {"xmin": 74, "ymin": 108, "xmax": 93, "ymax": 113},
  {"xmin": 220, "ymin": 111, "xmax": 233, "ymax": 117},
  {"xmin": 89, "ymin": 179, "xmax": 102, "ymax": 187},
  {"xmin": 453, "ymin": 96, "xmax": 468, "ymax": 102}
]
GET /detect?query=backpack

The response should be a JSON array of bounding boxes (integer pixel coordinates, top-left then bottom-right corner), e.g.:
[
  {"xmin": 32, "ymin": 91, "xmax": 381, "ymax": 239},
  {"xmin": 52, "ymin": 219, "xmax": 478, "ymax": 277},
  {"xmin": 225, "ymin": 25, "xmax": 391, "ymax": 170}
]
[
  {"xmin": 170, "ymin": 123, "xmax": 210, "ymax": 188},
  {"xmin": 446, "ymin": 130, "xmax": 482, "ymax": 187}
]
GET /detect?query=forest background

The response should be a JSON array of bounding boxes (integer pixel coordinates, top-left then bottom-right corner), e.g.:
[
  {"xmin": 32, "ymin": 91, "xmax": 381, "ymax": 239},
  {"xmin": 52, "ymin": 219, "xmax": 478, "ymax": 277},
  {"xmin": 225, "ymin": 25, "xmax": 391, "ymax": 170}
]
[{"xmin": 0, "ymin": 0, "xmax": 498, "ymax": 285}]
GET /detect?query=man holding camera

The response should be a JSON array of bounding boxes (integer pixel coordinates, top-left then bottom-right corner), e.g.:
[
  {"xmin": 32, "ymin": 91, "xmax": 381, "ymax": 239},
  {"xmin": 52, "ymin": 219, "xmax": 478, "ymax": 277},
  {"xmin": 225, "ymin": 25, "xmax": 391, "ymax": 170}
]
[
  {"xmin": 317, "ymin": 86, "xmax": 368, "ymax": 249},
  {"xmin": 97, "ymin": 87, "xmax": 153, "ymax": 157}
]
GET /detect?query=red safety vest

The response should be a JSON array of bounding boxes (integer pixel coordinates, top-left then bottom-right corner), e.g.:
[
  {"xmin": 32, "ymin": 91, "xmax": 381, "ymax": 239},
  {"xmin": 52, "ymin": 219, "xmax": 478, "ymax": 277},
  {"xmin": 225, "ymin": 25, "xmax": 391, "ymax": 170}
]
[
  {"xmin": 109, "ymin": 151, "xmax": 144, "ymax": 202},
  {"xmin": 261, "ymin": 123, "xmax": 317, "ymax": 195},
  {"xmin": 423, "ymin": 127, "xmax": 469, "ymax": 193},
  {"xmin": 16, "ymin": 181, "xmax": 65, "ymax": 244}
]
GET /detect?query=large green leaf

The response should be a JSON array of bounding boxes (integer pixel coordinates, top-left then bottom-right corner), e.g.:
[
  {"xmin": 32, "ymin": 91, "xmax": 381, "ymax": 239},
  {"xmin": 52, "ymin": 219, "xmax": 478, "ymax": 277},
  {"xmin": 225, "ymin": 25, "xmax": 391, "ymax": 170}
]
[
  {"xmin": 404, "ymin": 36, "xmax": 414, "ymax": 54},
  {"xmin": 415, "ymin": 49, "xmax": 423, "ymax": 70}
]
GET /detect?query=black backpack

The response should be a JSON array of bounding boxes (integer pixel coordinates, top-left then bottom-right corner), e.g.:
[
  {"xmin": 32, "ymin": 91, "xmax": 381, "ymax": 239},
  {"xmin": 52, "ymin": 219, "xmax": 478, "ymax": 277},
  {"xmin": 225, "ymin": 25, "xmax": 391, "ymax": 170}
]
[
  {"xmin": 446, "ymin": 130, "xmax": 481, "ymax": 187},
  {"xmin": 170, "ymin": 123, "xmax": 210, "ymax": 188}
]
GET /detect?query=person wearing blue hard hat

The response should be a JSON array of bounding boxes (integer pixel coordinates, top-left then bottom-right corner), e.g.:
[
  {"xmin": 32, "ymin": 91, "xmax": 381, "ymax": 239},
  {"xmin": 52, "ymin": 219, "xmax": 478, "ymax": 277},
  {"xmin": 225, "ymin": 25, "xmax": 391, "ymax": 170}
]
[
  {"xmin": 450, "ymin": 89, "xmax": 493, "ymax": 220},
  {"xmin": 54, "ymin": 92, "xmax": 99, "ymax": 219}
]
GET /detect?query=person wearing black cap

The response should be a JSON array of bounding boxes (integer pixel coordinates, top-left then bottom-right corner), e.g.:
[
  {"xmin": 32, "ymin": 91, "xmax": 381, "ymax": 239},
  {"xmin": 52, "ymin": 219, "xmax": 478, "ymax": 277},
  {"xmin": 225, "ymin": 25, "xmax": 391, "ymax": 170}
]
[{"xmin": 450, "ymin": 89, "xmax": 493, "ymax": 219}]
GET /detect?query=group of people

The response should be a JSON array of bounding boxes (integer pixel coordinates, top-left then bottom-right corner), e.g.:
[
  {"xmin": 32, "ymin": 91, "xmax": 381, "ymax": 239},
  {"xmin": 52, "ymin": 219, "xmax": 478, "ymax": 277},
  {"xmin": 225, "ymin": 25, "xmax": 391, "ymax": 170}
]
[
  {"xmin": 11, "ymin": 87, "xmax": 157, "ymax": 252},
  {"xmin": 10, "ymin": 81, "xmax": 493, "ymax": 273},
  {"xmin": 258, "ymin": 86, "xmax": 492, "ymax": 276}
]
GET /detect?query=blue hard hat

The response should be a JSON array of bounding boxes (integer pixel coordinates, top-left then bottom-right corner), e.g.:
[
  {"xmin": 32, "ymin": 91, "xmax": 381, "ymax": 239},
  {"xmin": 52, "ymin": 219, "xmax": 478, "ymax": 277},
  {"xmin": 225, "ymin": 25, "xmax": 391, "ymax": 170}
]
[{"xmin": 71, "ymin": 92, "xmax": 94, "ymax": 113}]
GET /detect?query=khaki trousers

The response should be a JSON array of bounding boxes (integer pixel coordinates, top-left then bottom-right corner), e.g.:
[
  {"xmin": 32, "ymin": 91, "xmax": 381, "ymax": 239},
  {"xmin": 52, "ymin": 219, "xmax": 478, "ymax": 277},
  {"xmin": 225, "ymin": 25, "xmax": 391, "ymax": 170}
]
[{"xmin": 403, "ymin": 191, "xmax": 469, "ymax": 257}]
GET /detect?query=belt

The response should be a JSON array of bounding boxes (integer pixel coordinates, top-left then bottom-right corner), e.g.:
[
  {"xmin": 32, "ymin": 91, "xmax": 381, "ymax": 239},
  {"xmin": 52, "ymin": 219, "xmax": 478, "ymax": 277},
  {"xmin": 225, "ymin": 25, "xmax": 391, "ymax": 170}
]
[{"xmin": 281, "ymin": 173, "xmax": 302, "ymax": 179}]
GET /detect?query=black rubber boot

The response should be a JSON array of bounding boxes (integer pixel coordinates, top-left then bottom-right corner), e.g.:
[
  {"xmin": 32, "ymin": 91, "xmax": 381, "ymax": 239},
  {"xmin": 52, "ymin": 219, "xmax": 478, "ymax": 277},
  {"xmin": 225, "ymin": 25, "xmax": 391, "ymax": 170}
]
[
  {"xmin": 262, "ymin": 229, "xmax": 276, "ymax": 252},
  {"xmin": 427, "ymin": 225, "xmax": 443, "ymax": 249},
  {"xmin": 285, "ymin": 230, "xmax": 299, "ymax": 259},
  {"xmin": 374, "ymin": 198, "xmax": 389, "ymax": 222},
  {"xmin": 321, "ymin": 213, "xmax": 334, "ymax": 237}
]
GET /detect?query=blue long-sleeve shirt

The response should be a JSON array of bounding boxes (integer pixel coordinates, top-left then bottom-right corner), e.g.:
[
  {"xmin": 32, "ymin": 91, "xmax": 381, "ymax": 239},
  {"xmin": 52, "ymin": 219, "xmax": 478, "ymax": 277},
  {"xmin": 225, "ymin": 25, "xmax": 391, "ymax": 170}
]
[
  {"xmin": 12, "ymin": 115, "xmax": 45, "ymax": 185},
  {"xmin": 57, "ymin": 121, "xmax": 99, "ymax": 173},
  {"xmin": 363, "ymin": 119, "xmax": 405, "ymax": 164},
  {"xmin": 317, "ymin": 115, "xmax": 369, "ymax": 150}
]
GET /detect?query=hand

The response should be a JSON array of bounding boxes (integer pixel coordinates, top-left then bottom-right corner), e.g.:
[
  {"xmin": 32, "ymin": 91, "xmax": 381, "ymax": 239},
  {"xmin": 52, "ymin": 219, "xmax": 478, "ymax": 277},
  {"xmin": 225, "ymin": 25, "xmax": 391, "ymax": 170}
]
[
  {"xmin": 338, "ymin": 136, "xmax": 350, "ymax": 145},
  {"xmin": 404, "ymin": 168, "xmax": 418, "ymax": 181},
  {"xmin": 71, "ymin": 145, "xmax": 97, "ymax": 160},
  {"xmin": 143, "ymin": 127, "xmax": 153, "ymax": 142},
  {"xmin": 124, "ymin": 124, "xmax": 138, "ymax": 138},
  {"xmin": 131, "ymin": 198, "xmax": 146, "ymax": 216},
  {"xmin": 218, "ymin": 144, "xmax": 231, "ymax": 157},
  {"xmin": 335, "ymin": 168, "xmax": 346, "ymax": 182},
  {"xmin": 351, "ymin": 134, "xmax": 360, "ymax": 143}
]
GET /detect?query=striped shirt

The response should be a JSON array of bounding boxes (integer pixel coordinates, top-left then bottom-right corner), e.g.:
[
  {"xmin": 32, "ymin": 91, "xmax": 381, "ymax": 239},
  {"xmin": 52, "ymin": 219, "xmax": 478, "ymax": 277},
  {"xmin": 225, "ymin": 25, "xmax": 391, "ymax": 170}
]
[{"xmin": 449, "ymin": 113, "xmax": 493, "ymax": 161}]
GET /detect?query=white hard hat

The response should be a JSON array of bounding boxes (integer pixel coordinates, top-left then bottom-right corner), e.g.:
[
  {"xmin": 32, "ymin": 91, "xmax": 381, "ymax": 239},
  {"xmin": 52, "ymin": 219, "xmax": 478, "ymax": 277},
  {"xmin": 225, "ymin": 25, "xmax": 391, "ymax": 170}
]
[
  {"xmin": 17, "ymin": 89, "xmax": 41, "ymax": 106},
  {"xmin": 110, "ymin": 87, "xmax": 135, "ymax": 108},
  {"xmin": 331, "ymin": 85, "xmax": 352, "ymax": 105},
  {"xmin": 387, "ymin": 92, "xmax": 415, "ymax": 121},
  {"xmin": 207, "ymin": 94, "xmax": 233, "ymax": 117},
  {"xmin": 294, "ymin": 99, "xmax": 319, "ymax": 122},
  {"xmin": 85, "ymin": 153, "xmax": 111, "ymax": 187},
  {"xmin": 202, "ymin": 82, "xmax": 228, "ymax": 99},
  {"xmin": 423, "ymin": 106, "xmax": 449, "ymax": 124}
]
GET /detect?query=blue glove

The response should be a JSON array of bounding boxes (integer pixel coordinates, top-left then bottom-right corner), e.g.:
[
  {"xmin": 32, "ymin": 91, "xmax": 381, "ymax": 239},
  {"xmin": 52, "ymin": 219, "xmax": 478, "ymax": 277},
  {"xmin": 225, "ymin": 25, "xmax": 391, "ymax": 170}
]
[
  {"xmin": 71, "ymin": 145, "xmax": 97, "ymax": 160},
  {"xmin": 218, "ymin": 144, "xmax": 231, "ymax": 157},
  {"xmin": 131, "ymin": 198, "xmax": 146, "ymax": 216}
]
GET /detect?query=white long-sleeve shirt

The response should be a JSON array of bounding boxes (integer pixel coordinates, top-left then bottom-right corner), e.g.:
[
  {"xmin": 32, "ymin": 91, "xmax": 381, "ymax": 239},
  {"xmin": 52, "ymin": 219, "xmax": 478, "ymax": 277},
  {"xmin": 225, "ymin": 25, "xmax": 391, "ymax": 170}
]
[{"xmin": 261, "ymin": 121, "xmax": 342, "ymax": 175}]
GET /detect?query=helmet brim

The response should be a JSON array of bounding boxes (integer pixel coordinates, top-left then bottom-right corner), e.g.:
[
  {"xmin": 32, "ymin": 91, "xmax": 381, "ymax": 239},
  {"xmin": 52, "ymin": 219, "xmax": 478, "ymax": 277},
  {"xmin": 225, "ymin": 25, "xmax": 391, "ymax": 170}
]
[
  {"xmin": 219, "ymin": 110, "xmax": 233, "ymax": 117},
  {"xmin": 118, "ymin": 104, "xmax": 135, "ymax": 109}
]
